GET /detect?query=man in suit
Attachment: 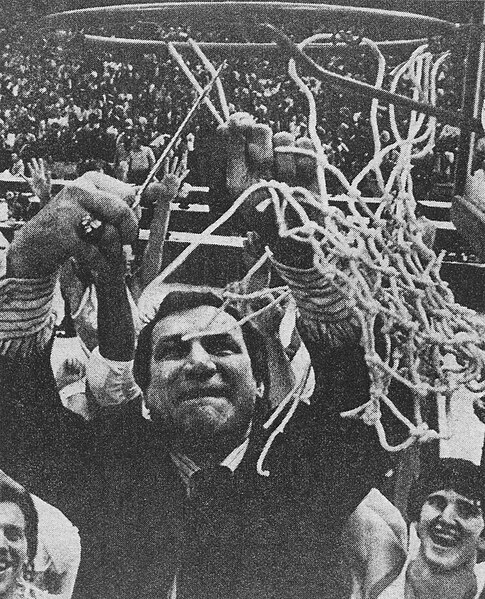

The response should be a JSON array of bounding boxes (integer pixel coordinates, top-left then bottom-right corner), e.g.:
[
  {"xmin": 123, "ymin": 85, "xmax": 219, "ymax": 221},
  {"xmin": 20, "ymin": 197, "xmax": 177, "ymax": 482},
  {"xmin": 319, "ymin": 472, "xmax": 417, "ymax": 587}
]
[{"xmin": 1, "ymin": 115, "xmax": 388, "ymax": 598}]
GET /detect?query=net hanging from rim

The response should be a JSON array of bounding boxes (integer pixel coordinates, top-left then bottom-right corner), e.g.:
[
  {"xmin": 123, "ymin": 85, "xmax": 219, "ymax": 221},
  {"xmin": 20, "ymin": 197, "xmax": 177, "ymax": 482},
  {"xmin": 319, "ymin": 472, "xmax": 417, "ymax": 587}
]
[
  {"xmin": 43, "ymin": 3, "xmax": 485, "ymax": 470},
  {"xmin": 131, "ymin": 25, "xmax": 485, "ymax": 475}
]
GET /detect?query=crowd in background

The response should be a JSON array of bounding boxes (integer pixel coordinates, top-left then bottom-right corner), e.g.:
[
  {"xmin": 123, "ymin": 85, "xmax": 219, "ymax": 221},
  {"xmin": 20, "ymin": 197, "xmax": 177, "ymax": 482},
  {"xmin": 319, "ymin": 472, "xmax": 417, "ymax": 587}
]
[
  {"xmin": 0, "ymin": 12, "xmax": 464, "ymax": 194},
  {"xmin": 2, "ymin": 5, "xmax": 485, "ymax": 599}
]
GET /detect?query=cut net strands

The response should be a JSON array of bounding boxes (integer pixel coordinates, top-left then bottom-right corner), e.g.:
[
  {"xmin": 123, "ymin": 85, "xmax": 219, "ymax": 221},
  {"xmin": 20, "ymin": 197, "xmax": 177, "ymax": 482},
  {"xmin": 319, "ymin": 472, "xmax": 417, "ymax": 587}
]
[
  {"xmin": 167, "ymin": 42, "xmax": 225, "ymax": 126},
  {"xmin": 133, "ymin": 60, "xmax": 226, "ymax": 208},
  {"xmin": 251, "ymin": 33, "xmax": 485, "ymax": 466},
  {"xmin": 138, "ymin": 35, "xmax": 485, "ymax": 471},
  {"xmin": 187, "ymin": 39, "xmax": 230, "ymax": 121}
]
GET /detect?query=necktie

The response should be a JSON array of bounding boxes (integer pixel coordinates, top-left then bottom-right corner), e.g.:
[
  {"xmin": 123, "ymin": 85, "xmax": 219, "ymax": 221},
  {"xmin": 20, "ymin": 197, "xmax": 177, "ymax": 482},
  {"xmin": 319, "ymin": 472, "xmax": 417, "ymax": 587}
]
[{"xmin": 179, "ymin": 466, "xmax": 241, "ymax": 599}]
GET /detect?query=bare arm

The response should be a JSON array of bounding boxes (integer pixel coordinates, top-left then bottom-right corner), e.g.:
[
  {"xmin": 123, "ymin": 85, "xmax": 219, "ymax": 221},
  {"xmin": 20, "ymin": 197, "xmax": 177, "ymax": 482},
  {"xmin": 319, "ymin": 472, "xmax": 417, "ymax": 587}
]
[
  {"xmin": 137, "ymin": 152, "xmax": 189, "ymax": 293},
  {"xmin": 147, "ymin": 147, "xmax": 156, "ymax": 171},
  {"xmin": 342, "ymin": 489, "xmax": 408, "ymax": 598}
]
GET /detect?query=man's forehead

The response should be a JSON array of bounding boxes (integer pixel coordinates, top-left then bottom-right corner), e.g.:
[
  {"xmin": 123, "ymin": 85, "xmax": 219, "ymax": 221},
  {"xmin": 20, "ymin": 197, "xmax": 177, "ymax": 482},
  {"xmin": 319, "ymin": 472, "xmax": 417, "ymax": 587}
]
[
  {"xmin": 427, "ymin": 489, "xmax": 479, "ymax": 506},
  {"xmin": 152, "ymin": 305, "xmax": 243, "ymax": 339}
]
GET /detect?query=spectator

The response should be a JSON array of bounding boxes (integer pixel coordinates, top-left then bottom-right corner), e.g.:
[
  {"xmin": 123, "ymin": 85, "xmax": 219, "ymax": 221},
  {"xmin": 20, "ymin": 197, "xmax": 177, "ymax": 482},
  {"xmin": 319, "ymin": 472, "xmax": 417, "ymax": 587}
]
[
  {"xmin": 0, "ymin": 17, "xmax": 461, "ymax": 188},
  {"xmin": 0, "ymin": 137, "xmax": 11, "ymax": 172},
  {"xmin": 9, "ymin": 152, "xmax": 24, "ymax": 177},
  {"xmin": 126, "ymin": 134, "xmax": 155, "ymax": 185},
  {"xmin": 0, "ymin": 470, "xmax": 80, "ymax": 599},
  {"xmin": 112, "ymin": 136, "xmax": 128, "ymax": 181},
  {"xmin": 345, "ymin": 459, "xmax": 485, "ymax": 599}
]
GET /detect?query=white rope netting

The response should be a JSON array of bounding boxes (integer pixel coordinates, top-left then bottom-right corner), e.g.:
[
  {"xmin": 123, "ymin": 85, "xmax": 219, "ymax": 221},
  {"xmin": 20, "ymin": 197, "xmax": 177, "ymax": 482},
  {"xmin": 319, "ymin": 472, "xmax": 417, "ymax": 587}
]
[{"xmin": 138, "ymin": 34, "xmax": 485, "ymax": 474}]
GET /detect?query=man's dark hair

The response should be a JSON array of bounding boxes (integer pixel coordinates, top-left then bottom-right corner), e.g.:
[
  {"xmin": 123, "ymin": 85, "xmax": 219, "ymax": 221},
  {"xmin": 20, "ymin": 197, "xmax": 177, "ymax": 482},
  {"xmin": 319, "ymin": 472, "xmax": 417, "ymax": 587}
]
[
  {"xmin": 134, "ymin": 289, "xmax": 271, "ymax": 413},
  {"xmin": 408, "ymin": 458, "xmax": 484, "ymax": 522},
  {"xmin": 0, "ymin": 471, "xmax": 38, "ymax": 564}
]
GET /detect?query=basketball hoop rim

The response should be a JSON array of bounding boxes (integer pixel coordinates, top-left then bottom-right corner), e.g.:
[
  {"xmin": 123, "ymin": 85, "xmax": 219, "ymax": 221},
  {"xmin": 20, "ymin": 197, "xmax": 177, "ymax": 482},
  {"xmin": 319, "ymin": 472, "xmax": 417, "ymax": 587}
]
[
  {"xmin": 40, "ymin": 2, "xmax": 459, "ymax": 40},
  {"xmin": 82, "ymin": 34, "xmax": 431, "ymax": 52}
]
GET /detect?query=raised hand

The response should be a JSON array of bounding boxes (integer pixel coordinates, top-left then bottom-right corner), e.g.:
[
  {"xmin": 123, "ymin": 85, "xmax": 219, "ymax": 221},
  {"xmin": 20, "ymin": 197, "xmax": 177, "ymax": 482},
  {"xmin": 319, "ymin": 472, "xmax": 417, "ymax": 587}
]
[
  {"xmin": 136, "ymin": 150, "xmax": 190, "ymax": 294},
  {"xmin": 26, "ymin": 158, "xmax": 52, "ymax": 206},
  {"xmin": 218, "ymin": 112, "xmax": 273, "ymax": 200},
  {"xmin": 140, "ymin": 149, "xmax": 190, "ymax": 210},
  {"xmin": 218, "ymin": 112, "xmax": 318, "ymax": 234},
  {"xmin": 160, "ymin": 148, "xmax": 190, "ymax": 199},
  {"xmin": 220, "ymin": 111, "xmax": 318, "ymax": 197},
  {"xmin": 7, "ymin": 176, "xmax": 138, "ymax": 279}
]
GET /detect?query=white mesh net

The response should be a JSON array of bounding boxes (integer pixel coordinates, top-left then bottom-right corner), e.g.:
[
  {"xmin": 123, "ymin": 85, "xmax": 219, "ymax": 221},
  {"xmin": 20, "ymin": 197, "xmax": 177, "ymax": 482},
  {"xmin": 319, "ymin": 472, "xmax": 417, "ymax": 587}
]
[{"xmin": 137, "ymin": 34, "xmax": 485, "ymax": 471}]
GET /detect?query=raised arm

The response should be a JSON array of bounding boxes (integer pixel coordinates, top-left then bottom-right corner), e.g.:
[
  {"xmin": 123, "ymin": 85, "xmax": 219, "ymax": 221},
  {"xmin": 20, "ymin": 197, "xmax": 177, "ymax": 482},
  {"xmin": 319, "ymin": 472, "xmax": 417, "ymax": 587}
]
[
  {"xmin": 7, "ymin": 176, "xmax": 138, "ymax": 279},
  {"xmin": 0, "ymin": 176, "xmax": 140, "ymax": 528},
  {"xmin": 137, "ymin": 151, "xmax": 189, "ymax": 295},
  {"xmin": 343, "ymin": 488, "xmax": 408, "ymax": 599},
  {"xmin": 91, "ymin": 224, "xmax": 135, "ymax": 363},
  {"xmin": 219, "ymin": 114, "xmax": 391, "ymax": 519},
  {"xmin": 82, "ymin": 218, "xmax": 140, "ymax": 413},
  {"xmin": 1, "ymin": 175, "xmax": 138, "ymax": 363},
  {"xmin": 220, "ymin": 113, "xmax": 360, "ymax": 356},
  {"xmin": 25, "ymin": 158, "xmax": 52, "ymax": 207}
]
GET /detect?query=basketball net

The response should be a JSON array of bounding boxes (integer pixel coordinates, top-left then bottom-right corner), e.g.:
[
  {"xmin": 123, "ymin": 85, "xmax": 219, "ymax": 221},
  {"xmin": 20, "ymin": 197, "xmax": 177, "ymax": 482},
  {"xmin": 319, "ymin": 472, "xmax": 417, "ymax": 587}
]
[{"xmin": 137, "ymin": 34, "xmax": 485, "ymax": 474}]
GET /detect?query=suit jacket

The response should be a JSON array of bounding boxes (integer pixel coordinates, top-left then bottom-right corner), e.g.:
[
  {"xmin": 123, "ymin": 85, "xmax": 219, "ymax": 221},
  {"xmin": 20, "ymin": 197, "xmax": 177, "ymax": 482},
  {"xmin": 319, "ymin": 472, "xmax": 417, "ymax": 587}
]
[{"xmin": 71, "ymin": 341, "xmax": 389, "ymax": 599}]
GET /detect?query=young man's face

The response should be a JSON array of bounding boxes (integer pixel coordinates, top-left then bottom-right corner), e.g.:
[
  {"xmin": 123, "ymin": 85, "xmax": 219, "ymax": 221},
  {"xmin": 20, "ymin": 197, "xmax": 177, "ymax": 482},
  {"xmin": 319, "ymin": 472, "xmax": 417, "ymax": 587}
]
[
  {"xmin": 417, "ymin": 489, "xmax": 485, "ymax": 571},
  {"xmin": 146, "ymin": 305, "xmax": 260, "ymax": 447},
  {"xmin": 0, "ymin": 501, "xmax": 28, "ymax": 597}
]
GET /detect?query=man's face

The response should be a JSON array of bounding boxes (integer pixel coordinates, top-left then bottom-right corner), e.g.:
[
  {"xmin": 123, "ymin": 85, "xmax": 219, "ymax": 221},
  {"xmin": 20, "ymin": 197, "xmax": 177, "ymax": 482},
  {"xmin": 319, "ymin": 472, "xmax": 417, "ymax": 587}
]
[
  {"xmin": 417, "ymin": 489, "xmax": 485, "ymax": 571},
  {"xmin": 0, "ymin": 502, "xmax": 28, "ymax": 597},
  {"xmin": 146, "ymin": 305, "xmax": 260, "ymax": 444}
]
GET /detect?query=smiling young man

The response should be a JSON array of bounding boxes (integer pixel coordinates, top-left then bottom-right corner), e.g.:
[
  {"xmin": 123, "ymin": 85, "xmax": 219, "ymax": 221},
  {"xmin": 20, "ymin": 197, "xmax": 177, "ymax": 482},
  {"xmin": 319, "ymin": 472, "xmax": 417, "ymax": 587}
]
[
  {"xmin": 417, "ymin": 490, "xmax": 483, "ymax": 572},
  {"xmin": 0, "ymin": 498, "xmax": 30, "ymax": 599},
  {"xmin": 345, "ymin": 459, "xmax": 485, "ymax": 599}
]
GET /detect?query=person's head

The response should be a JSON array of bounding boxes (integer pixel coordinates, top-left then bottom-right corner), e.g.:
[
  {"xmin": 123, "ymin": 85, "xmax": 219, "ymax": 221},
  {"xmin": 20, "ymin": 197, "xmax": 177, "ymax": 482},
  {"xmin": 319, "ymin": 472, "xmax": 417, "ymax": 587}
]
[
  {"xmin": 380, "ymin": 130, "xmax": 391, "ymax": 144},
  {"xmin": 0, "ymin": 472, "xmax": 38, "ymax": 598},
  {"xmin": 409, "ymin": 458, "xmax": 485, "ymax": 572},
  {"xmin": 134, "ymin": 290, "xmax": 270, "ymax": 455},
  {"xmin": 132, "ymin": 135, "xmax": 141, "ymax": 150}
]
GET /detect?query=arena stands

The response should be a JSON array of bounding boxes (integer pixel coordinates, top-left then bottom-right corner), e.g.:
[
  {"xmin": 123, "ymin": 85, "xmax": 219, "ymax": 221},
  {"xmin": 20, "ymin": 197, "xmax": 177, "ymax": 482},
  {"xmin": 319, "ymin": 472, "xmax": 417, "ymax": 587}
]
[{"xmin": 0, "ymin": 7, "xmax": 465, "ymax": 189}]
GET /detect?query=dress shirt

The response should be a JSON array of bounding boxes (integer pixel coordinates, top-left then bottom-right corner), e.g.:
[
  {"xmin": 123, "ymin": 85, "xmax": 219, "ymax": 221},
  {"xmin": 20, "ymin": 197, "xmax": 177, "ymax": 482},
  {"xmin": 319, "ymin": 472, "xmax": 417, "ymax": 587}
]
[
  {"xmin": 170, "ymin": 438, "xmax": 250, "ymax": 496},
  {"xmin": 168, "ymin": 440, "xmax": 249, "ymax": 598}
]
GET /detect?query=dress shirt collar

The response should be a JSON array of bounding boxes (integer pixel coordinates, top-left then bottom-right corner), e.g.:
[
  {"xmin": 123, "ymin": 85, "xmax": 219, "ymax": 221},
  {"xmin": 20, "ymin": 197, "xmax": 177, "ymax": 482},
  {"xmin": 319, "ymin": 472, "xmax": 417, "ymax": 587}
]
[{"xmin": 170, "ymin": 438, "xmax": 250, "ymax": 493}]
